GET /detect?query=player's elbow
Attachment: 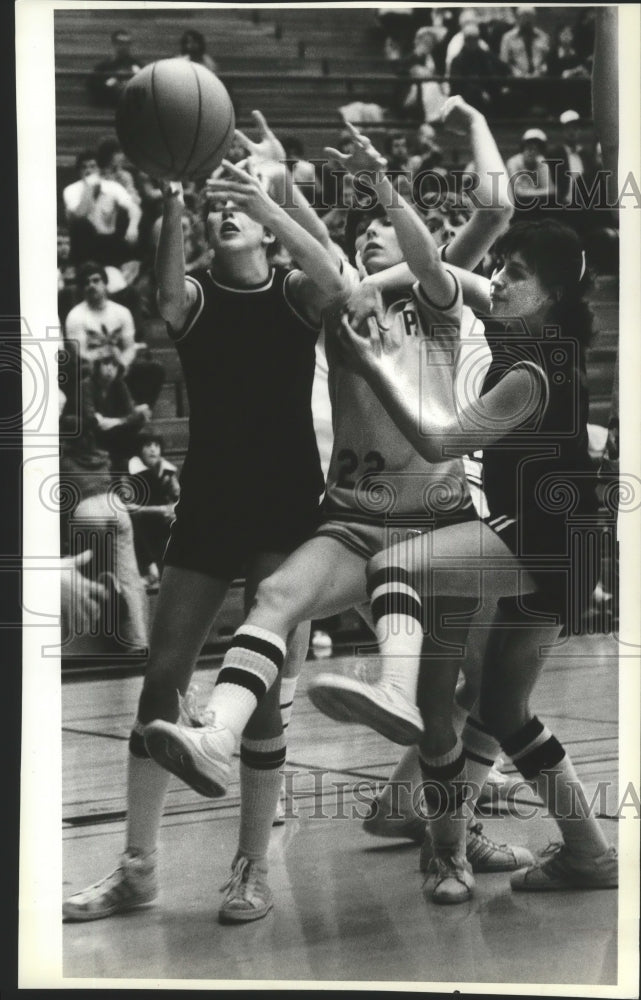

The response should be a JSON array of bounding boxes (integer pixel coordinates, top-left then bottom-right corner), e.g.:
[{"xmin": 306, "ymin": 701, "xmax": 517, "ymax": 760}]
[
  {"xmin": 320, "ymin": 272, "xmax": 351, "ymax": 309},
  {"xmin": 156, "ymin": 289, "xmax": 188, "ymax": 330}
]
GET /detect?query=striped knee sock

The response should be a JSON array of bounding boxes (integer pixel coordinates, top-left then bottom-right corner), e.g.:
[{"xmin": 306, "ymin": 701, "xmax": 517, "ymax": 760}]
[
  {"xmin": 238, "ymin": 734, "xmax": 287, "ymax": 861},
  {"xmin": 502, "ymin": 717, "xmax": 609, "ymax": 859},
  {"xmin": 279, "ymin": 676, "xmax": 298, "ymax": 735},
  {"xmin": 419, "ymin": 737, "xmax": 470, "ymax": 855},
  {"xmin": 367, "ymin": 565, "xmax": 423, "ymax": 701},
  {"xmin": 204, "ymin": 625, "xmax": 286, "ymax": 742},
  {"xmin": 462, "ymin": 711, "xmax": 500, "ymax": 809}
]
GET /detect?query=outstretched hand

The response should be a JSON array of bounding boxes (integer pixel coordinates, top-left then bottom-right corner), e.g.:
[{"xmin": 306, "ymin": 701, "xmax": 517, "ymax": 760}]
[
  {"xmin": 344, "ymin": 279, "xmax": 390, "ymax": 335},
  {"xmin": 324, "ymin": 122, "xmax": 387, "ymax": 177},
  {"xmin": 234, "ymin": 110, "xmax": 286, "ymax": 164},
  {"xmin": 204, "ymin": 158, "xmax": 274, "ymax": 224},
  {"xmin": 439, "ymin": 95, "xmax": 480, "ymax": 135},
  {"xmin": 336, "ymin": 308, "xmax": 403, "ymax": 380}
]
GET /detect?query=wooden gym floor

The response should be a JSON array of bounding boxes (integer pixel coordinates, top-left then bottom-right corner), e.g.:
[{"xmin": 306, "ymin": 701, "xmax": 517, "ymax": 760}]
[{"xmin": 62, "ymin": 633, "xmax": 623, "ymax": 989}]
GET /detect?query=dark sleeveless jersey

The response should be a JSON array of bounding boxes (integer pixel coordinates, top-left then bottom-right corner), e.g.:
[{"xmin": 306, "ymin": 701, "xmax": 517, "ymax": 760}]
[
  {"xmin": 480, "ymin": 323, "xmax": 598, "ymax": 557},
  {"xmin": 170, "ymin": 266, "xmax": 324, "ymax": 508}
]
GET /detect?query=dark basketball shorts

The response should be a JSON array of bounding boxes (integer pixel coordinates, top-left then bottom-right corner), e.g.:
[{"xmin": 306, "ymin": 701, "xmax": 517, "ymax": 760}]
[
  {"xmin": 163, "ymin": 489, "xmax": 323, "ymax": 581},
  {"xmin": 484, "ymin": 514, "xmax": 602, "ymax": 630}
]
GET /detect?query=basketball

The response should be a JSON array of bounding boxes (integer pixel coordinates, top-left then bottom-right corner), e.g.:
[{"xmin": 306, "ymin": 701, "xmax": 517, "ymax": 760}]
[{"xmin": 115, "ymin": 58, "xmax": 235, "ymax": 181}]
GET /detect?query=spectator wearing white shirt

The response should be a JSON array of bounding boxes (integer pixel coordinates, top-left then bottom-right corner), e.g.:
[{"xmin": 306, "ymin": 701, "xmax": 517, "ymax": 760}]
[
  {"xmin": 63, "ymin": 150, "xmax": 142, "ymax": 266},
  {"xmin": 505, "ymin": 128, "xmax": 555, "ymax": 208},
  {"xmin": 65, "ymin": 261, "xmax": 165, "ymax": 409}
]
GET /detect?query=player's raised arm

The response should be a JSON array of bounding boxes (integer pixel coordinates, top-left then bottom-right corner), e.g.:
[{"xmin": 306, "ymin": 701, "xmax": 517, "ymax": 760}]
[
  {"xmin": 155, "ymin": 182, "xmax": 198, "ymax": 332},
  {"xmin": 233, "ymin": 110, "xmax": 340, "ymax": 264},
  {"xmin": 325, "ymin": 124, "xmax": 455, "ymax": 308},
  {"xmin": 206, "ymin": 159, "xmax": 348, "ymax": 317},
  {"xmin": 438, "ymin": 97, "xmax": 514, "ymax": 270}
]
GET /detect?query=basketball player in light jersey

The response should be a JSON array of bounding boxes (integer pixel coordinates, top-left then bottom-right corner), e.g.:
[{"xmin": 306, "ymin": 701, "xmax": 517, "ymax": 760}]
[
  {"xmin": 142, "ymin": 107, "xmax": 534, "ymax": 918},
  {"xmin": 63, "ymin": 142, "xmax": 351, "ymax": 923}
]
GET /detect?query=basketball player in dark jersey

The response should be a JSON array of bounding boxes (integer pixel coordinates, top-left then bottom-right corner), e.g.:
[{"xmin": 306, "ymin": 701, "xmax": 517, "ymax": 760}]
[
  {"xmin": 63, "ymin": 153, "xmax": 349, "ymax": 924},
  {"xmin": 330, "ymin": 194, "xmax": 617, "ymax": 902}
]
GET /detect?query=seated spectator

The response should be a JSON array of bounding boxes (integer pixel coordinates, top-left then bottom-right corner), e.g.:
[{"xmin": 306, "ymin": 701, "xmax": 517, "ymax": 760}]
[
  {"xmin": 59, "ymin": 382, "xmax": 148, "ymax": 653},
  {"xmin": 449, "ymin": 21, "xmax": 509, "ymax": 113},
  {"xmin": 548, "ymin": 22, "xmax": 591, "ymax": 78},
  {"xmin": 408, "ymin": 122, "xmax": 444, "ymax": 173},
  {"xmin": 445, "ymin": 9, "xmax": 490, "ymax": 74},
  {"xmin": 57, "ymin": 225, "xmax": 77, "ymax": 326},
  {"xmin": 499, "ymin": 5, "xmax": 550, "ymax": 77},
  {"xmin": 62, "ymin": 150, "xmax": 142, "ymax": 267},
  {"xmin": 178, "ymin": 29, "xmax": 217, "ymax": 73},
  {"xmin": 65, "ymin": 261, "xmax": 165, "ymax": 410},
  {"xmin": 402, "ymin": 27, "xmax": 448, "ymax": 123},
  {"xmin": 384, "ymin": 131, "xmax": 414, "ymax": 199},
  {"xmin": 128, "ymin": 431, "xmax": 180, "ymax": 588},
  {"xmin": 548, "ymin": 109, "xmax": 596, "ymax": 207},
  {"xmin": 96, "ymin": 138, "xmax": 140, "ymax": 203},
  {"xmin": 506, "ymin": 128, "xmax": 555, "ymax": 207},
  {"xmin": 87, "ymin": 29, "xmax": 144, "ymax": 108},
  {"xmin": 375, "ymin": 6, "xmax": 416, "ymax": 57},
  {"xmin": 79, "ymin": 347, "xmax": 151, "ymax": 473}
]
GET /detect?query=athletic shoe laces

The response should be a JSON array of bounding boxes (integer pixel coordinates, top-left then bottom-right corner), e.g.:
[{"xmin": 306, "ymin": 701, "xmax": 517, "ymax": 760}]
[{"xmin": 220, "ymin": 856, "xmax": 263, "ymax": 903}]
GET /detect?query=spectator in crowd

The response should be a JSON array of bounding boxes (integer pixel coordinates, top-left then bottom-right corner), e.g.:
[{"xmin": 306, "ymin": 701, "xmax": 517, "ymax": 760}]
[
  {"xmin": 402, "ymin": 26, "xmax": 448, "ymax": 123},
  {"xmin": 505, "ymin": 127, "xmax": 555, "ymax": 207},
  {"xmin": 129, "ymin": 432, "xmax": 181, "ymax": 589},
  {"xmin": 65, "ymin": 261, "xmax": 165, "ymax": 410},
  {"xmin": 62, "ymin": 150, "xmax": 142, "ymax": 267},
  {"xmin": 57, "ymin": 225, "xmax": 77, "ymax": 326},
  {"xmin": 548, "ymin": 22, "xmax": 591, "ymax": 78},
  {"xmin": 548, "ymin": 109, "xmax": 596, "ymax": 208},
  {"xmin": 375, "ymin": 6, "xmax": 416, "ymax": 57},
  {"xmin": 80, "ymin": 347, "xmax": 151, "ymax": 473},
  {"xmin": 573, "ymin": 7, "xmax": 597, "ymax": 68},
  {"xmin": 59, "ymin": 381, "xmax": 148, "ymax": 652},
  {"xmin": 449, "ymin": 20, "xmax": 508, "ymax": 113},
  {"xmin": 499, "ymin": 6, "xmax": 550, "ymax": 77},
  {"xmin": 178, "ymin": 29, "xmax": 217, "ymax": 73},
  {"xmin": 445, "ymin": 9, "xmax": 490, "ymax": 74},
  {"xmin": 87, "ymin": 29, "xmax": 144, "ymax": 108},
  {"xmin": 408, "ymin": 122, "xmax": 444, "ymax": 173},
  {"xmin": 96, "ymin": 138, "xmax": 140, "ymax": 203}
]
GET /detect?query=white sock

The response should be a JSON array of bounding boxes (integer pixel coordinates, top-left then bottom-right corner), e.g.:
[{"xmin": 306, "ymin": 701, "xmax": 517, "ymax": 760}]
[
  {"xmin": 205, "ymin": 625, "xmax": 286, "ymax": 742},
  {"xmin": 238, "ymin": 734, "xmax": 287, "ymax": 861}
]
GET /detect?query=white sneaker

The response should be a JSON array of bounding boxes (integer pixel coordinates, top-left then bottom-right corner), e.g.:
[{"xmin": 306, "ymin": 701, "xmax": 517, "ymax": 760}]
[
  {"xmin": 219, "ymin": 855, "xmax": 273, "ymax": 924},
  {"xmin": 144, "ymin": 718, "xmax": 234, "ymax": 798},
  {"xmin": 308, "ymin": 674, "xmax": 422, "ymax": 745},
  {"xmin": 63, "ymin": 851, "xmax": 158, "ymax": 921},
  {"xmin": 423, "ymin": 850, "xmax": 475, "ymax": 905}
]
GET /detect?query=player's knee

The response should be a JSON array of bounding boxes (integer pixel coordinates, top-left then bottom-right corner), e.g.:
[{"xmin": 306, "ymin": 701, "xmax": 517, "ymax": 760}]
[{"xmin": 252, "ymin": 574, "xmax": 300, "ymax": 629}]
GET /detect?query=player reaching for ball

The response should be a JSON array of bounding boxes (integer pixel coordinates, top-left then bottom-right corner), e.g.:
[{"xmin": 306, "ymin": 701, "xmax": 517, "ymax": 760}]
[
  {"xmin": 62, "ymin": 134, "xmax": 350, "ymax": 924},
  {"xmin": 141, "ymin": 111, "xmax": 536, "ymax": 915}
]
